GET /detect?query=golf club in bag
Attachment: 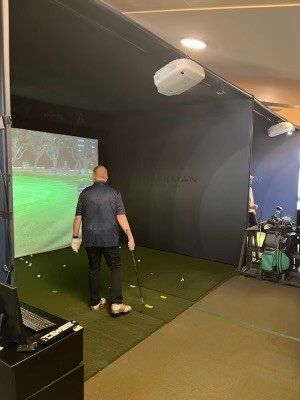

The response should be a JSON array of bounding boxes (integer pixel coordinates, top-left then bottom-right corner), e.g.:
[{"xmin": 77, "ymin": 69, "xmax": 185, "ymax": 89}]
[{"xmin": 130, "ymin": 250, "xmax": 144, "ymax": 304}]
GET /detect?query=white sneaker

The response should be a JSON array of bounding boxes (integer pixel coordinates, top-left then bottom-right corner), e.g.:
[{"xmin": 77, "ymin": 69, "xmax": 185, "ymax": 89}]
[
  {"xmin": 111, "ymin": 303, "xmax": 132, "ymax": 317},
  {"xmin": 91, "ymin": 298, "xmax": 106, "ymax": 311}
]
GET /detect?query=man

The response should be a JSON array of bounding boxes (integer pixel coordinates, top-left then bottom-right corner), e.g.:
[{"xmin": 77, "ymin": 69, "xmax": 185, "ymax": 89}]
[
  {"xmin": 249, "ymin": 175, "xmax": 258, "ymax": 227},
  {"xmin": 71, "ymin": 165, "xmax": 134, "ymax": 317}
]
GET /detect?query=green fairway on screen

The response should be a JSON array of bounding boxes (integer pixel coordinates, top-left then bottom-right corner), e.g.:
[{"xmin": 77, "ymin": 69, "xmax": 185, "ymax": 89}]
[{"xmin": 12, "ymin": 128, "xmax": 98, "ymax": 257}]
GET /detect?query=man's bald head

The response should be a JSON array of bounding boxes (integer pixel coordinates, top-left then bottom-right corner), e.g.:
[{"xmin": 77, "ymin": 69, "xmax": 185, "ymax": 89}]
[{"xmin": 93, "ymin": 165, "xmax": 108, "ymax": 182}]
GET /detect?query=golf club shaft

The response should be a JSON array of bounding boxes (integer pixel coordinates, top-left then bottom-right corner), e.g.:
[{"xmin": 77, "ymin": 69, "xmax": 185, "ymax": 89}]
[{"xmin": 131, "ymin": 250, "xmax": 144, "ymax": 304}]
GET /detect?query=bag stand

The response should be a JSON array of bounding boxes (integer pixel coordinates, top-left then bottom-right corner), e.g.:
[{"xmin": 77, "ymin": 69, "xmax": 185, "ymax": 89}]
[
  {"xmin": 238, "ymin": 226, "xmax": 260, "ymax": 273},
  {"xmin": 238, "ymin": 226, "xmax": 300, "ymax": 288}
]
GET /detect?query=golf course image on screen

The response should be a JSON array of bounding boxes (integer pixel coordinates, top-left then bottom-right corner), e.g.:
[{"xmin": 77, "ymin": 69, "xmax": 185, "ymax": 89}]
[{"xmin": 12, "ymin": 128, "xmax": 98, "ymax": 257}]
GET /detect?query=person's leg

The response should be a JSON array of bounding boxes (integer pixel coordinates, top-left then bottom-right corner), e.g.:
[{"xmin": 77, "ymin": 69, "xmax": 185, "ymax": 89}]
[
  {"xmin": 85, "ymin": 247, "xmax": 103, "ymax": 306},
  {"xmin": 103, "ymin": 246, "xmax": 123, "ymax": 304},
  {"xmin": 248, "ymin": 212, "xmax": 257, "ymax": 227}
]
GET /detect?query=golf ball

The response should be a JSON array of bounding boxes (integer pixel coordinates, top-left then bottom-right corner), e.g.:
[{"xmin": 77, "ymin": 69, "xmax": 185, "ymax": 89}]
[
  {"xmin": 37, "ymin": 275, "xmax": 41, "ymax": 278},
  {"xmin": 62, "ymin": 264, "xmax": 66, "ymax": 268},
  {"xmin": 138, "ymin": 259, "xmax": 141, "ymax": 262},
  {"xmin": 180, "ymin": 277, "xmax": 185, "ymax": 282},
  {"xmin": 25, "ymin": 261, "xmax": 29, "ymax": 264}
]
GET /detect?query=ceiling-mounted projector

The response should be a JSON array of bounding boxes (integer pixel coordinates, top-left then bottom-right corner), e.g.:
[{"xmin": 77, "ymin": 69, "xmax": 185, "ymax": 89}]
[
  {"xmin": 268, "ymin": 121, "xmax": 295, "ymax": 137},
  {"xmin": 154, "ymin": 59, "xmax": 205, "ymax": 96}
]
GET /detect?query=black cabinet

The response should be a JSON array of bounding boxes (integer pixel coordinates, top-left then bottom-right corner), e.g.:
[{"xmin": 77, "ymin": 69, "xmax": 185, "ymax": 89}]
[{"xmin": 0, "ymin": 305, "xmax": 83, "ymax": 400}]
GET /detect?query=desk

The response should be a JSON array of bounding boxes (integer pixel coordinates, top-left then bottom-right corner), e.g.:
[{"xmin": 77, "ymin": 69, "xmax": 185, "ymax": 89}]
[{"xmin": 0, "ymin": 304, "xmax": 83, "ymax": 400}]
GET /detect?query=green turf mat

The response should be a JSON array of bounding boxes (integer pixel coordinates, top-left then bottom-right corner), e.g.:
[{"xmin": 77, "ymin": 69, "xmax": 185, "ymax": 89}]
[
  {"xmin": 16, "ymin": 246, "xmax": 236, "ymax": 379},
  {"xmin": 120, "ymin": 246, "xmax": 236, "ymax": 301},
  {"xmin": 121, "ymin": 284, "xmax": 192, "ymax": 323}
]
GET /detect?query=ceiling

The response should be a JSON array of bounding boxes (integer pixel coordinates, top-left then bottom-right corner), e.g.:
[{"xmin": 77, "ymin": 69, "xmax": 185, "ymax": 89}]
[
  {"xmin": 10, "ymin": 0, "xmax": 248, "ymax": 115},
  {"xmin": 103, "ymin": 0, "xmax": 300, "ymax": 125}
]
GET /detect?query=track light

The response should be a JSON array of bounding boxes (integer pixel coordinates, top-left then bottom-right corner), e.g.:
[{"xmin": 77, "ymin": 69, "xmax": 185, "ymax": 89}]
[{"xmin": 180, "ymin": 38, "xmax": 207, "ymax": 50}]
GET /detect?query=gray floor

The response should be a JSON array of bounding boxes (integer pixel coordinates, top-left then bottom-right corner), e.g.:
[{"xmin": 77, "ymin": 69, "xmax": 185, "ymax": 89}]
[{"xmin": 85, "ymin": 276, "xmax": 300, "ymax": 400}]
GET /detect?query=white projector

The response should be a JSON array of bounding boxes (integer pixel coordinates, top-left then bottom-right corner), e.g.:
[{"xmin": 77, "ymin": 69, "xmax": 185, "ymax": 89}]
[
  {"xmin": 154, "ymin": 58, "xmax": 205, "ymax": 96},
  {"xmin": 268, "ymin": 121, "xmax": 295, "ymax": 137}
]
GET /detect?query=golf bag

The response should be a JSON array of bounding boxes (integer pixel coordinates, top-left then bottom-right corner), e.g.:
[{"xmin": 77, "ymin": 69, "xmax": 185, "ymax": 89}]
[
  {"xmin": 261, "ymin": 214, "xmax": 295, "ymax": 275},
  {"xmin": 261, "ymin": 249, "xmax": 290, "ymax": 274}
]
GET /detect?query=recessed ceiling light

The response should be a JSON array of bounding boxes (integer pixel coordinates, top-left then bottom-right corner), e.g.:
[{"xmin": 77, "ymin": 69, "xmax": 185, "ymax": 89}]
[{"xmin": 181, "ymin": 38, "xmax": 207, "ymax": 50}]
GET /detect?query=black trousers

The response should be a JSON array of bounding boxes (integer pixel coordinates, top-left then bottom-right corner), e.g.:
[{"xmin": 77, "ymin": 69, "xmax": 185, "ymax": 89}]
[
  {"xmin": 248, "ymin": 212, "xmax": 257, "ymax": 227},
  {"xmin": 85, "ymin": 246, "xmax": 123, "ymax": 306}
]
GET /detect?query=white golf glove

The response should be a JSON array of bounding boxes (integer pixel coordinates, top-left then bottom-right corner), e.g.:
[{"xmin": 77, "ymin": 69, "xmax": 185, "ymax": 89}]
[{"xmin": 71, "ymin": 238, "xmax": 81, "ymax": 253}]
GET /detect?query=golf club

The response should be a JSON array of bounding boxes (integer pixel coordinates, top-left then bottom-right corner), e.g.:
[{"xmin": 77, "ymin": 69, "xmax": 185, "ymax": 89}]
[{"xmin": 130, "ymin": 250, "xmax": 144, "ymax": 304}]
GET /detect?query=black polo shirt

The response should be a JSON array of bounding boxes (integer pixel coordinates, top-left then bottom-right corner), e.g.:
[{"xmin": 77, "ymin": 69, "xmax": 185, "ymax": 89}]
[{"xmin": 75, "ymin": 181, "xmax": 125, "ymax": 247}]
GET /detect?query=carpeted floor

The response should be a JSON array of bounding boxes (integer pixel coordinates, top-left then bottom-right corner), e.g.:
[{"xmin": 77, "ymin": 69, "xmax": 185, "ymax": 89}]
[
  {"xmin": 85, "ymin": 276, "xmax": 300, "ymax": 400},
  {"xmin": 15, "ymin": 246, "xmax": 236, "ymax": 379}
]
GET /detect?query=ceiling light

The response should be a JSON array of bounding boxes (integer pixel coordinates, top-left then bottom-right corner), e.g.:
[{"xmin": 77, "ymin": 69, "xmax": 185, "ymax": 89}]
[{"xmin": 181, "ymin": 38, "xmax": 207, "ymax": 50}]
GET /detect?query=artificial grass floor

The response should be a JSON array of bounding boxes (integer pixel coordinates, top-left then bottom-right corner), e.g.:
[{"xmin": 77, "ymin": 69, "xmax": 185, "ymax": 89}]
[
  {"xmin": 15, "ymin": 246, "xmax": 236, "ymax": 379},
  {"xmin": 13, "ymin": 171, "xmax": 92, "ymax": 257}
]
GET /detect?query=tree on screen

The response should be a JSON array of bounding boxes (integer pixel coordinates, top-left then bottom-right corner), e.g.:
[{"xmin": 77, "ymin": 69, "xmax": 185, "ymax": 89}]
[
  {"xmin": 66, "ymin": 136, "xmax": 81, "ymax": 173},
  {"xmin": 29, "ymin": 131, "xmax": 48, "ymax": 170},
  {"xmin": 44, "ymin": 134, "xmax": 64, "ymax": 173},
  {"xmin": 12, "ymin": 129, "xmax": 29, "ymax": 167},
  {"xmin": 80, "ymin": 138, "xmax": 97, "ymax": 174}
]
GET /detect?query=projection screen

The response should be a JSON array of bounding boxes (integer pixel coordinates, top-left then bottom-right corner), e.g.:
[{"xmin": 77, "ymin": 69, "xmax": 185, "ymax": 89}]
[{"xmin": 11, "ymin": 128, "xmax": 98, "ymax": 257}]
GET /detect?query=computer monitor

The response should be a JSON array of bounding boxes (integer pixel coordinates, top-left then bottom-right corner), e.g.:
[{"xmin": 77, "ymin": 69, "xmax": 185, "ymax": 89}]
[{"xmin": 0, "ymin": 282, "xmax": 26, "ymax": 345}]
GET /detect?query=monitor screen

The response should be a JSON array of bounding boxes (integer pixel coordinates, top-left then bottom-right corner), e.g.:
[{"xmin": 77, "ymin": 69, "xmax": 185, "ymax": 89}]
[
  {"xmin": 12, "ymin": 128, "xmax": 98, "ymax": 257},
  {"xmin": 0, "ymin": 281, "xmax": 25, "ymax": 344}
]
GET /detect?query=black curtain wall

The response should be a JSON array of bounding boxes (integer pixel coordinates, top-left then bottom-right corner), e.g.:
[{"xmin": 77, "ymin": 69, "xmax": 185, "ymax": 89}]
[
  {"xmin": 252, "ymin": 112, "xmax": 300, "ymax": 220},
  {"xmin": 102, "ymin": 98, "xmax": 253, "ymax": 265},
  {"xmin": 9, "ymin": 0, "xmax": 256, "ymax": 267}
]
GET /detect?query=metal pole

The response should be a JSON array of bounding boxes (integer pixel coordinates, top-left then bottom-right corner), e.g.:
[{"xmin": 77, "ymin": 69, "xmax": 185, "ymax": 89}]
[{"xmin": 0, "ymin": 0, "xmax": 15, "ymax": 284}]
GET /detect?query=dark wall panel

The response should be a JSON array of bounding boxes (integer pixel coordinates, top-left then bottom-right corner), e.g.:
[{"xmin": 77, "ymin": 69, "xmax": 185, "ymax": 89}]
[
  {"xmin": 11, "ymin": 96, "xmax": 110, "ymax": 139},
  {"xmin": 252, "ymin": 113, "xmax": 300, "ymax": 220},
  {"xmin": 103, "ymin": 99, "xmax": 253, "ymax": 265}
]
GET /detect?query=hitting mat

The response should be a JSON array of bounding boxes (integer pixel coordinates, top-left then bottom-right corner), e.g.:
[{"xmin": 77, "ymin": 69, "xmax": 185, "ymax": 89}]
[{"xmin": 15, "ymin": 246, "xmax": 236, "ymax": 379}]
